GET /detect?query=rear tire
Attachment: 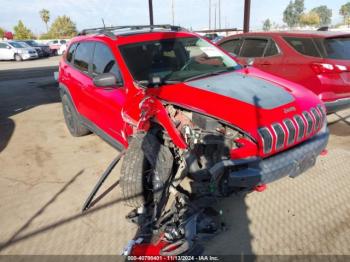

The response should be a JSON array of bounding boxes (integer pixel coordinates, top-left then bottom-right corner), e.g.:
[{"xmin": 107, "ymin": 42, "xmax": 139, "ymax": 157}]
[
  {"xmin": 61, "ymin": 94, "xmax": 90, "ymax": 137},
  {"xmin": 120, "ymin": 133, "xmax": 174, "ymax": 207},
  {"xmin": 14, "ymin": 54, "xmax": 22, "ymax": 61}
]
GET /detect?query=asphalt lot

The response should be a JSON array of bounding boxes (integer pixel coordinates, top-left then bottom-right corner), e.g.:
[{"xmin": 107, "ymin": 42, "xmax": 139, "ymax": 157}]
[{"xmin": 0, "ymin": 57, "xmax": 349, "ymax": 255}]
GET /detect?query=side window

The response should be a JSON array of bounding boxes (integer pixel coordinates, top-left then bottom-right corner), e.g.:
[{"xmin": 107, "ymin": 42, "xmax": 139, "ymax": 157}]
[
  {"xmin": 283, "ymin": 37, "xmax": 321, "ymax": 57},
  {"xmin": 92, "ymin": 42, "xmax": 121, "ymax": 80},
  {"xmin": 240, "ymin": 38, "xmax": 268, "ymax": 57},
  {"xmin": 66, "ymin": 43, "xmax": 77, "ymax": 63},
  {"xmin": 0, "ymin": 43, "xmax": 8, "ymax": 49},
  {"xmin": 73, "ymin": 42, "xmax": 94, "ymax": 73},
  {"xmin": 219, "ymin": 39, "xmax": 242, "ymax": 55},
  {"xmin": 60, "ymin": 40, "xmax": 66, "ymax": 44},
  {"xmin": 264, "ymin": 40, "xmax": 279, "ymax": 57}
]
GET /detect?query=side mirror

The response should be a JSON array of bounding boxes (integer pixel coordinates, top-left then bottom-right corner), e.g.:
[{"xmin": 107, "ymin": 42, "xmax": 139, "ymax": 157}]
[
  {"xmin": 93, "ymin": 73, "xmax": 122, "ymax": 88},
  {"xmin": 6, "ymin": 46, "xmax": 11, "ymax": 49},
  {"xmin": 246, "ymin": 58, "xmax": 255, "ymax": 66}
]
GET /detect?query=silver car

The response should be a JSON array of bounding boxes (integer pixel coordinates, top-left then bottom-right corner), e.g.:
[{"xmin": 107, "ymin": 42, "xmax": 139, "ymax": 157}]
[{"xmin": 0, "ymin": 41, "xmax": 38, "ymax": 61}]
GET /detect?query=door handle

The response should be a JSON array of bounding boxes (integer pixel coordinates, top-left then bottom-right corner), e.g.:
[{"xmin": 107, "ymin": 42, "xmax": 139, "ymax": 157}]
[{"xmin": 261, "ymin": 62, "xmax": 271, "ymax": 66}]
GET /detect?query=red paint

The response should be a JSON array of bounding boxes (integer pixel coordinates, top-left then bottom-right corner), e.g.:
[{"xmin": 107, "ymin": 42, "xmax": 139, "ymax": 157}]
[
  {"xmin": 321, "ymin": 149, "xmax": 328, "ymax": 156},
  {"xmin": 254, "ymin": 184, "xmax": 267, "ymax": 192},
  {"xmin": 217, "ymin": 31, "xmax": 350, "ymax": 107}
]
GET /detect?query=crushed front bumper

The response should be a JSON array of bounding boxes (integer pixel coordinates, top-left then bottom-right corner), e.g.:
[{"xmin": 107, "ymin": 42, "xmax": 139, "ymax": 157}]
[{"xmin": 210, "ymin": 125, "xmax": 329, "ymax": 188}]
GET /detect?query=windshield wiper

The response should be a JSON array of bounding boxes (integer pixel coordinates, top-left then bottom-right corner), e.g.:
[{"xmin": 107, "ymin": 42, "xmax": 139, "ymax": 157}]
[{"xmin": 183, "ymin": 68, "xmax": 234, "ymax": 82}]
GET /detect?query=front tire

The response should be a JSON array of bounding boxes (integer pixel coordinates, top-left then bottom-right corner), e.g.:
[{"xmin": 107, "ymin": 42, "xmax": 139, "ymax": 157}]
[
  {"xmin": 61, "ymin": 94, "xmax": 90, "ymax": 137},
  {"xmin": 120, "ymin": 133, "xmax": 174, "ymax": 207},
  {"xmin": 14, "ymin": 54, "xmax": 22, "ymax": 61}
]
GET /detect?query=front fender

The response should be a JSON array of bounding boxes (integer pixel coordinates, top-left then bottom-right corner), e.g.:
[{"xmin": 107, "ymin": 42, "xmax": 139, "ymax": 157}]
[{"xmin": 138, "ymin": 97, "xmax": 188, "ymax": 149}]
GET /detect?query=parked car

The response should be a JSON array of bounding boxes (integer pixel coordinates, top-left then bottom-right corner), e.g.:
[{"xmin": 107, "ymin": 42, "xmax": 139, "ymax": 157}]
[
  {"xmin": 48, "ymin": 39, "xmax": 68, "ymax": 55},
  {"xmin": 18, "ymin": 40, "xmax": 51, "ymax": 57},
  {"xmin": 59, "ymin": 25, "xmax": 329, "ymax": 212},
  {"xmin": 217, "ymin": 31, "xmax": 350, "ymax": 113},
  {"xmin": 57, "ymin": 42, "xmax": 68, "ymax": 55},
  {"xmin": 0, "ymin": 41, "xmax": 38, "ymax": 61}
]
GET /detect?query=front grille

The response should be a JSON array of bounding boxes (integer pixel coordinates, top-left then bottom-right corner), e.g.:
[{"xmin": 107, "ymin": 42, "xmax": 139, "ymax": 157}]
[
  {"xmin": 284, "ymin": 119, "xmax": 296, "ymax": 145},
  {"xmin": 303, "ymin": 111, "xmax": 314, "ymax": 136},
  {"xmin": 311, "ymin": 108, "xmax": 321, "ymax": 130},
  {"xmin": 258, "ymin": 127, "xmax": 273, "ymax": 154},
  {"xmin": 272, "ymin": 123, "xmax": 285, "ymax": 150},
  {"xmin": 294, "ymin": 115, "xmax": 305, "ymax": 141},
  {"xmin": 259, "ymin": 104, "xmax": 324, "ymax": 155}
]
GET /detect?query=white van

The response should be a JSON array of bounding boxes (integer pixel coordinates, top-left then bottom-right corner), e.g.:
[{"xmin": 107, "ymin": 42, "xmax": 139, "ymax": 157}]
[{"xmin": 0, "ymin": 41, "xmax": 38, "ymax": 61}]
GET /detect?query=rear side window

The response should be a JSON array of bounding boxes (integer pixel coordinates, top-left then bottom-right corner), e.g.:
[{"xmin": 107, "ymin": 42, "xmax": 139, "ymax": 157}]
[
  {"xmin": 283, "ymin": 37, "xmax": 321, "ymax": 57},
  {"xmin": 264, "ymin": 40, "xmax": 279, "ymax": 57},
  {"xmin": 73, "ymin": 42, "xmax": 94, "ymax": 72},
  {"xmin": 92, "ymin": 42, "xmax": 121, "ymax": 79},
  {"xmin": 323, "ymin": 37, "xmax": 350, "ymax": 60},
  {"xmin": 0, "ymin": 43, "xmax": 8, "ymax": 49},
  {"xmin": 66, "ymin": 43, "xmax": 77, "ymax": 63},
  {"xmin": 219, "ymin": 39, "xmax": 242, "ymax": 55},
  {"xmin": 240, "ymin": 38, "xmax": 268, "ymax": 57}
]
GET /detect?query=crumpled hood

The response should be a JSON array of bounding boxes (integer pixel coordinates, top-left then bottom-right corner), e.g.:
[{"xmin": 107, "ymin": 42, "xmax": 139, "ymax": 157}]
[{"xmin": 152, "ymin": 68, "xmax": 323, "ymax": 141}]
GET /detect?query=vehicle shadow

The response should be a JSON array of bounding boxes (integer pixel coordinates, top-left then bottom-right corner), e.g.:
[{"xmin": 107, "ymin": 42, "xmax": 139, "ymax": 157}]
[{"xmin": 0, "ymin": 66, "xmax": 60, "ymax": 153}]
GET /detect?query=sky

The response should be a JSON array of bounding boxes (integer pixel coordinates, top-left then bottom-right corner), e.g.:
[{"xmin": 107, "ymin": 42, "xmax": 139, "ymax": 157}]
[{"xmin": 0, "ymin": 0, "xmax": 346, "ymax": 35}]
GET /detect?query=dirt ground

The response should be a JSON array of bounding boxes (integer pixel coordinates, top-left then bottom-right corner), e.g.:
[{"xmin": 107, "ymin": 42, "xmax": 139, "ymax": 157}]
[{"xmin": 0, "ymin": 57, "xmax": 349, "ymax": 255}]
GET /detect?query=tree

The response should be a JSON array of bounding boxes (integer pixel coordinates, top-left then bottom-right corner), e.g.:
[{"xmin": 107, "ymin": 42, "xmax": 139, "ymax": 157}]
[
  {"xmin": 39, "ymin": 9, "xmax": 50, "ymax": 32},
  {"xmin": 300, "ymin": 11, "xmax": 320, "ymax": 26},
  {"xmin": 311, "ymin": 5, "xmax": 332, "ymax": 26},
  {"xmin": 283, "ymin": 0, "xmax": 305, "ymax": 27},
  {"xmin": 340, "ymin": 2, "xmax": 350, "ymax": 24},
  {"xmin": 13, "ymin": 20, "xmax": 33, "ymax": 39},
  {"xmin": 47, "ymin": 16, "xmax": 77, "ymax": 38},
  {"xmin": 262, "ymin": 19, "xmax": 271, "ymax": 31},
  {"xmin": 0, "ymin": 27, "xmax": 4, "ymax": 38}
]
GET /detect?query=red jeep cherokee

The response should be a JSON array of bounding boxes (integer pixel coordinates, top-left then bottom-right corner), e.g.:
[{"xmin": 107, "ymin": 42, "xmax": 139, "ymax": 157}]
[
  {"xmin": 217, "ymin": 31, "xmax": 350, "ymax": 113},
  {"xmin": 58, "ymin": 25, "xmax": 329, "ymax": 208}
]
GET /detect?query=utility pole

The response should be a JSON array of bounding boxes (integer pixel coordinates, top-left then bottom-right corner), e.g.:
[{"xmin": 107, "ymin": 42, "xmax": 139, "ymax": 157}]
[
  {"xmin": 209, "ymin": 0, "xmax": 211, "ymax": 29},
  {"xmin": 219, "ymin": 0, "xmax": 221, "ymax": 29},
  {"xmin": 243, "ymin": 0, "xmax": 251, "ymax": 33},
  {"xmin": 148, "ymin": 0, "xmax": 154, "ymax": 26},
  {"xmin": 171, "ymin": 0, "xmax": 175, "ymax": 25}
]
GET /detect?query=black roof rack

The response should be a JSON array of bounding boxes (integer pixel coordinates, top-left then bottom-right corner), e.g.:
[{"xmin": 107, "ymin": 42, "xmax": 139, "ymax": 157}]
[{"xmin": 78, "ymin": 24, "xmax": 185, "ymax": 39}]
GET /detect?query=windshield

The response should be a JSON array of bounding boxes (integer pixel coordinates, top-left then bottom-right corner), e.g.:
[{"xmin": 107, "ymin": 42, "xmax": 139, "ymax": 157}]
[
  {"xmin": 25, "ymin": 41, "xmax": 38, "ymax": 47},
  {"xmin": 119, "ymin": 37, "xmax": 240, "ymax": 83},
  {"xmin": 8, "ymin": 42, "xmax": 24, "ymax": 48},
  {"xmin": 323, "ymin": 37, "xmax": 350, "ymax": 60},
  {"xmin": 19, "ymin": 42, "xmax": 31, "ymax": 48}
]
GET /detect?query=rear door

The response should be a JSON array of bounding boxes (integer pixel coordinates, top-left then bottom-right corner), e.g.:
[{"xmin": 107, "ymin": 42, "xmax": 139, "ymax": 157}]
[
  {"xmin": 239, "ymin": 37, "xmax": 284, "ymax": 75},
  {"xmin": 281, "ymin": 36, "xmax": 323, "ymax": 85}
]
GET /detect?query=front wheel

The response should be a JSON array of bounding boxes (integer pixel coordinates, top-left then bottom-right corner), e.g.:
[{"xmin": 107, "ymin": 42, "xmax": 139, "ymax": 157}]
[
  {"xmin": 120, "ymin": 133, "xmax": 174, "ymax": 207},
  {"xmin": 14, "ymin": 54, "xmax": 22, "ymax": 62}
]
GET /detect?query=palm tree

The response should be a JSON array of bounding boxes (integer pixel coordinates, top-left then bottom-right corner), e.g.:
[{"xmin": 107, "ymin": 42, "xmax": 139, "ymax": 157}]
[{"xmin": 39, "ymin": 9, "xmax": 50, "ymax": 32}]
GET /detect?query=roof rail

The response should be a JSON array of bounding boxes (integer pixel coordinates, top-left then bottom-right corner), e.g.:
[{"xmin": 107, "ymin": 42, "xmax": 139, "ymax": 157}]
[{"xmin": 78, "ymin": 24, "xmax": 184, "ymax": 38}]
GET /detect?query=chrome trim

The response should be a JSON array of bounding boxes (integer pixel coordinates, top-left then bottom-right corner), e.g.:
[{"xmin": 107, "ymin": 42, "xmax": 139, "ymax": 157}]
[
  {"xmin": 258, "ymin": 127, "xmax": 273, "ymax": 154},
  {"xmin": 303, "ymin": 111, "xmax": 314, "ymax": 136},
  {"xmin": 283, "ymin": 118, "xmax": 296, "ymax": 145},
  {"xmin": 311, "ymin": 107, "xmax": 321, "ymax": 132},
  {"xmin": 272, "ymin": 123, "xmax": 285, "ymax": 150},
  {"xmin": 294, "ymin": 115, "xmax": 306, "ymax": 141}
]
